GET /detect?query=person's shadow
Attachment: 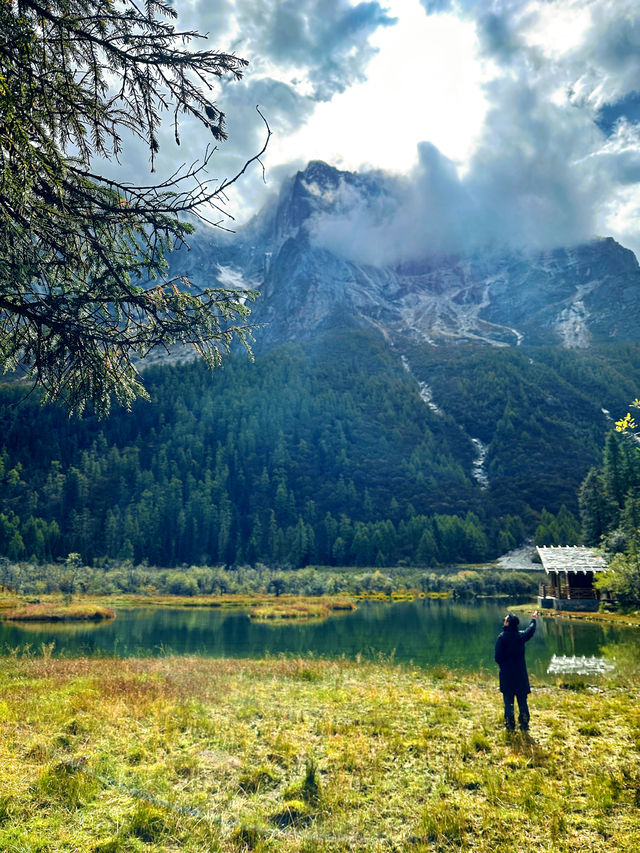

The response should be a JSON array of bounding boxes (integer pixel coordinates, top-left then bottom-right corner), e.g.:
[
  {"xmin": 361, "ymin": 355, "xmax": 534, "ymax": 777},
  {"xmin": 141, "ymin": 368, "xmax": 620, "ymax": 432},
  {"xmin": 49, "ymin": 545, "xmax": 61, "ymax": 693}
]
[{"xmin": 504, "ymin": 729, "xmax": 546, "ymax": 764}]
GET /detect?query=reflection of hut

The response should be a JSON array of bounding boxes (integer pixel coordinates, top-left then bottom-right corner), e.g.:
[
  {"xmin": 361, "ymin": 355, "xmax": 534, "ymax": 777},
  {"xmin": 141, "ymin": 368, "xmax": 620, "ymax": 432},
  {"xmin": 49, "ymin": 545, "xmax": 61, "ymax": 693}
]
[
  {"xmin": 546, "ymin": 655, "xmax": 615, "ymax": 676},
  {"xmin": 537, "ymin": 546, "xmax": 609, "ymax": 612}
]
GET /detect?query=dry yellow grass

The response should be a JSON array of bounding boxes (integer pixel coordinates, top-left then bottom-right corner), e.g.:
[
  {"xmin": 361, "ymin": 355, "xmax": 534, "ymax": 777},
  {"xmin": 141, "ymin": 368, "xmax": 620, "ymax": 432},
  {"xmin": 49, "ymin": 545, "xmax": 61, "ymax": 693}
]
[
  {"xmin": 1, "ymin": 601, "xmax": 116, "ymax": 622},
  {"xmin": 0, "ymin": 653, "xmax": 639, "ymax": 851},
  {"xmin": 249, "ymin": 596, "xmax": 357, "ymax": 621}
]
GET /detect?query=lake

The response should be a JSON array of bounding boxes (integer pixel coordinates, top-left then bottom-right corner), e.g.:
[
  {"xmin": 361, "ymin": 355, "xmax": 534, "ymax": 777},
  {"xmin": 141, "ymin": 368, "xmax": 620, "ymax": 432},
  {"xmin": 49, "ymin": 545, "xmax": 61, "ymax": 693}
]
[{"xmin": 1, "ymin": 599, "xmax": 637, "ymax": 680}]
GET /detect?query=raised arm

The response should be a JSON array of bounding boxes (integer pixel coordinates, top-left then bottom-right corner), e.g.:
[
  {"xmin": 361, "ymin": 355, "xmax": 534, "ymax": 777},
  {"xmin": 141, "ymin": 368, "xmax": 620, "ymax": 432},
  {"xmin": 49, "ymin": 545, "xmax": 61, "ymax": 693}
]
[{"xmin": 521, "ymin": 614, "xmax": 537, "ymax": 642}]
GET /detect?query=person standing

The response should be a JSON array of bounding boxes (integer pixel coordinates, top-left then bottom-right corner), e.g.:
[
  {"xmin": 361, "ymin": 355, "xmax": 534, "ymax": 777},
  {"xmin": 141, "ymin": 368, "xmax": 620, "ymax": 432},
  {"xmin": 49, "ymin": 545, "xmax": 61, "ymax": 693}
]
[{"xmin": 494, "ymin": 611, "xmax": 538, "ymax": 731}]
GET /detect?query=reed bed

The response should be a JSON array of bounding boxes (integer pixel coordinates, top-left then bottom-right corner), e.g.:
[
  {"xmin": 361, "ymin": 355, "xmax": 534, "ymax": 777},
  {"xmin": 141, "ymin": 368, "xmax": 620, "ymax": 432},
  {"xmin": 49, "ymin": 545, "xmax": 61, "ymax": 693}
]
[
  {"xmin": 249, "ymin": 597, "xmax": 357, "ymax": 621},
  {"xmin": 1, "ymin": 602, "xmax": 116, "ymax": 622}
]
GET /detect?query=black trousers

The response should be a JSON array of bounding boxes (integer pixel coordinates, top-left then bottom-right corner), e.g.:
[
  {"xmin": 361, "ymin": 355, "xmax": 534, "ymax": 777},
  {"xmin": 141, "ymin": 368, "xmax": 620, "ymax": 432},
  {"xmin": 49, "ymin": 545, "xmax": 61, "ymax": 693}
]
[{"xmin": 502, "ymin": 691, "xmax": 529, "ymax": 730}]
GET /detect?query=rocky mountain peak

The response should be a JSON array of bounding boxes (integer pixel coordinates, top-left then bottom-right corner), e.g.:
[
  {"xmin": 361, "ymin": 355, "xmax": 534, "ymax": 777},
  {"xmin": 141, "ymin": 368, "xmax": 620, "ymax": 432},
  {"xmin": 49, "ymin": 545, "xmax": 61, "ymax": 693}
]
[
  {"xmin": 269, "ymin": 160, "xmax": 363, "ymax": 241},
  {"xmin": 174, "ymin": 162, "xmax": 640, "ymax": 353}
]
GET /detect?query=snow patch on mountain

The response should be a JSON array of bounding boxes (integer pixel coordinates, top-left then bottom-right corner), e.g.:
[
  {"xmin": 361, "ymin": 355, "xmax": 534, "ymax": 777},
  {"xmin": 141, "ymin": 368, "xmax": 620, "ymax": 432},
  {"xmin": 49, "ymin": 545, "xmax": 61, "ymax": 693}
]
[
  {"xmin": 217, "ymin": 265, "xmax": 252, "ymax": 290},
  {"xmin": 300, "ymin": 178, "xmax": 338, "ymax": 204}
]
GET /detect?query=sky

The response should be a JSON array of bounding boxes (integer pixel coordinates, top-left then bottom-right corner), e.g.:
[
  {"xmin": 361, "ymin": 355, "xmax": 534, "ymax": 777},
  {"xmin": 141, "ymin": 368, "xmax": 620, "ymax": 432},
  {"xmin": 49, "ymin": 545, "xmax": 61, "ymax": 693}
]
[{"xmin": 129, "ymin": 0, "xmax": 640, "ymax": 263}]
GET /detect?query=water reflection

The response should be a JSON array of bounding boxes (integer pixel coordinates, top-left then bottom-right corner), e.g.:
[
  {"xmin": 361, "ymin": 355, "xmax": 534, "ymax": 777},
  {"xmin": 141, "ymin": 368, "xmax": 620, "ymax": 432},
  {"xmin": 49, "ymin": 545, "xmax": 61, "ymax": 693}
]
[
  {"xmin": 1, "ymin": 599, "xmax": 638, "ymax": 680},
  {"xmin": 546, "ymin": 655, "xmax": 616, "ymax": 676}
]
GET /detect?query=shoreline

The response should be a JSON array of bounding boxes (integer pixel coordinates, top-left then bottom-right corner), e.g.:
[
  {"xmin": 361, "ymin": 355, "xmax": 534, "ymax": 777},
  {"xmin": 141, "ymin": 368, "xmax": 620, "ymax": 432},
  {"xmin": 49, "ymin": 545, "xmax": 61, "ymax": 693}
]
[
  {"xmin": 3, "ymin": 590, "xmax": 640, "ymax": 626},
  {"xmin": 510, "ymin": 601, "xmax": 640, "ymax": 628}
]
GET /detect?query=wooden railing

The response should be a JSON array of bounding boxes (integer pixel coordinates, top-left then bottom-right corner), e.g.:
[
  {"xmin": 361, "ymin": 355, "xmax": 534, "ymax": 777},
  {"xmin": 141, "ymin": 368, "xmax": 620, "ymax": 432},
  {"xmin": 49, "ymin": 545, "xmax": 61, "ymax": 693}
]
[{"xmin": 539, "ymin": 583, "xmax": 598, "ymax": 600}]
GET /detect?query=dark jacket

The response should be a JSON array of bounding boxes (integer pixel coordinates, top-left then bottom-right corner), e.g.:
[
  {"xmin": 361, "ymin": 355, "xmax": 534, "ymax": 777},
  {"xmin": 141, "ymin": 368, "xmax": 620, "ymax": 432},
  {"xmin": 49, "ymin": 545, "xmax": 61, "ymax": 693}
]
[{"xmin": 494, "ymin": 618, "xmax": 536, "ymax": 695}]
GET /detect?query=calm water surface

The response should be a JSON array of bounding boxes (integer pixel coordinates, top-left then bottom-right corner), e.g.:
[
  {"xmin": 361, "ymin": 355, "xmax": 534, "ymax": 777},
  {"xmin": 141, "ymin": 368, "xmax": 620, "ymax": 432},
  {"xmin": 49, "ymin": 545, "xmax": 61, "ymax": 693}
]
[{"xmin": 1, "ymin": 599, "xmax": 637, "ymax": 680}]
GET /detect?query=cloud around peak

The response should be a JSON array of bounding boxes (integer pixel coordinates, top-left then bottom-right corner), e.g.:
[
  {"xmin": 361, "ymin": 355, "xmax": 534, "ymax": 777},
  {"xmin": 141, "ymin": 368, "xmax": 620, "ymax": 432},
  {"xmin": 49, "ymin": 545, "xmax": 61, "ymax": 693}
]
[
  {"xmin": 309, "ymin": 90, "xmax": 605, "ymax": 267},
  {"xmin": 306, "ymin": 0, "xmax": 640, "ymax": 264},
  {"xmin": 131, "ymin": 0, "xmax": 640, "ymax": 261}
]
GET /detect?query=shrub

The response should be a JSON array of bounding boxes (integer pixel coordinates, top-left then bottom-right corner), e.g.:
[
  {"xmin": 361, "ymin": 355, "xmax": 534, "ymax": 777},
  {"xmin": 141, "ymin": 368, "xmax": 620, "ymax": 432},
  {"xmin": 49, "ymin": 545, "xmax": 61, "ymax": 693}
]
[
  {"xmin": 238, "ymin": 765, "xmax": 280, "ymax": 794},
  {"xmin": 128, "ymin": 801, "xmax": 170, "ymax": 842}
]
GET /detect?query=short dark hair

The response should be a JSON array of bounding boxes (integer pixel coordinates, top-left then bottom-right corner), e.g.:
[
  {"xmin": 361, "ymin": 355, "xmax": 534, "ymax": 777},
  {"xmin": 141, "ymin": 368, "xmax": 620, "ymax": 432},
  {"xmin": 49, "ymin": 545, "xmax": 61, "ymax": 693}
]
[{"xmin": 505, "ymin": 612, "xmax": 520, "ymax": 629}]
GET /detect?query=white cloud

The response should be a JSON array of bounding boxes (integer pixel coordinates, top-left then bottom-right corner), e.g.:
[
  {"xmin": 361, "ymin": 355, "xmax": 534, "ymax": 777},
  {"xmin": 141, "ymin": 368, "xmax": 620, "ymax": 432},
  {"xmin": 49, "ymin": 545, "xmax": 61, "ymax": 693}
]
[
  {"xmin": 307, "ymin": 0, "xmax": 640, "ymax": 261},
  {"xmin": 98, "ymin": 0, "xmax": 640, "ymax": 258},
  {"xmin": 310, "ymin": 143, "xmax": 475, "ymax": 264},
  {"xmin": 233, "ymin": 0, "xmax": 396, "ymax": 99},
  {"xmin": 268, "ymin": 3, "xmax": 488, "ymax": 174}
]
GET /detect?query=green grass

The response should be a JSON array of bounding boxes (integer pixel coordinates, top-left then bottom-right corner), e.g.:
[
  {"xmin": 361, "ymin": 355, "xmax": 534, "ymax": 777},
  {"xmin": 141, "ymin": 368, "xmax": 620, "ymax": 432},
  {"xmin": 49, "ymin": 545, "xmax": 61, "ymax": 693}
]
[
  {"xmin": 249, "ymin": 597, "xmax": 357, "ymax": 621},
  {"xmin": 1, "ymin": 601, "xmax": 116, "ymax": 622},
  {"xmin": 1, "ymin": 653, "xmax": 640, "ymax": 850},
  {"xmin": 0, "ymin": 591, "xmax": 363, "ymax": 614}
]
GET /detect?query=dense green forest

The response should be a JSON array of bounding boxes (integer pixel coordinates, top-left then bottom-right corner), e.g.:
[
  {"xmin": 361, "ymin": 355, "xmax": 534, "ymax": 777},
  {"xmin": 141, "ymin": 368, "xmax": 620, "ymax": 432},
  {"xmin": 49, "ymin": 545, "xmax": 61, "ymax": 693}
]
[
  {"xmin": 403, "ymin": 339, "xmax": 640, "ymax": 515},
  {"xmin": 575, "ymin": 428, "xmax": 640, "ymax": 602},
  {"xmin": 1, "ymin": 328, "xmax": 638, "ymax": 569},
  {"xmin": 0, "ymin": 558, "xmax": 537, "ymax": 599},
  {"xmin": 579, "ymin": 430, "xmax": 640, "ymax": 549}
]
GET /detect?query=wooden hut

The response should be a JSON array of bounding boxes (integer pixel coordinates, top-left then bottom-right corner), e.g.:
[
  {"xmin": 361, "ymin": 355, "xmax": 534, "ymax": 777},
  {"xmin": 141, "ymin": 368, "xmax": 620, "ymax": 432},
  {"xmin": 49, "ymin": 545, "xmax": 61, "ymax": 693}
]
[{"xmin": 537, "ymin": 546, "xmax": 609, "ymax": 612}]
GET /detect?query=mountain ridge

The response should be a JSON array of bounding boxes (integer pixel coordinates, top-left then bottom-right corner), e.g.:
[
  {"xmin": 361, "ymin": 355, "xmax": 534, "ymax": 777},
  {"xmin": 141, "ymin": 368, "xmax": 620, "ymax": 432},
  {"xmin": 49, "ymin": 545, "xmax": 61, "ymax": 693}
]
[
  {"xmin": 173, "ymin": 160, "xmax": 640, "ymax": 354},
  {"xmin": 3, "ymin": 162, "xmax": 640, "ymax": 568}
]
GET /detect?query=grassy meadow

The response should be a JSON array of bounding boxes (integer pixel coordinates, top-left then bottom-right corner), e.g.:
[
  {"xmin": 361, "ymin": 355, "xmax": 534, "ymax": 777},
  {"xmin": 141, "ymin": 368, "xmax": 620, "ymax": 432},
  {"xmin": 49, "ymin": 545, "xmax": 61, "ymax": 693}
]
[{"xmin": 1, "ymin": 651, "xmax": 640, "ymax": 852}]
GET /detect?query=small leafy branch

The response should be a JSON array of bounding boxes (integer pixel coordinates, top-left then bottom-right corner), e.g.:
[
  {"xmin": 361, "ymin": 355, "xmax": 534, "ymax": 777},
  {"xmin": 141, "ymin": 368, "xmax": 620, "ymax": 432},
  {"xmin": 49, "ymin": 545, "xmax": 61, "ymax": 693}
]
[
  {"xmin": 615, "ymin": 399, "xmax": 640, "ymax": 436},
  {"xmin": 0, "ymin": 0, "xmax": 270, "ymax": 416}
]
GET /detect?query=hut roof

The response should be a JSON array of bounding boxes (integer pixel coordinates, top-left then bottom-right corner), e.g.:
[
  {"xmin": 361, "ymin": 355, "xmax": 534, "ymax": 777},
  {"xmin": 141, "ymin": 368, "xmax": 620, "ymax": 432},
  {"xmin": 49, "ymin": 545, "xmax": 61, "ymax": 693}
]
[{"xmin": 536, "ymin": 545, "xmax": 609, "ymax": 574}]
